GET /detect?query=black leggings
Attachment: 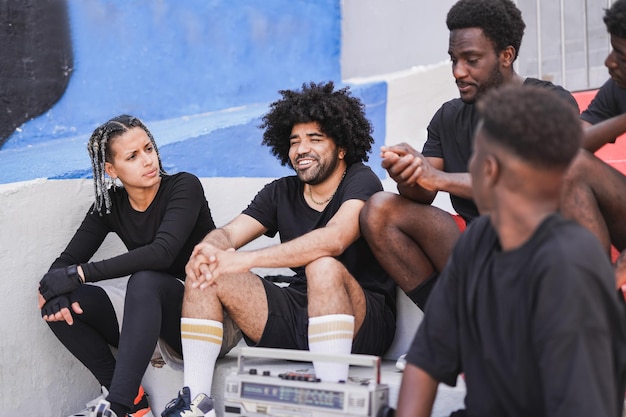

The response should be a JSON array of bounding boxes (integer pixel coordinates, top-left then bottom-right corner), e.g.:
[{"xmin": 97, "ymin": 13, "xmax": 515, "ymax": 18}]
[{"xmin": 47, "ymin": 271, "xmax": 184, "ymax": 408}]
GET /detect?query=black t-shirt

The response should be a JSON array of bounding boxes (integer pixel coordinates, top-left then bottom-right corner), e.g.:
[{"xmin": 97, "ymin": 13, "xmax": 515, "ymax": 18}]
[
  {"xmin": 242, "ymin": 162, "xmax": 396, "ymax": 314},
  {"xmin": 50, "ymin": 172, "xmax": 216, "ymax": 280},
  {"xmin": 407, "ymin": 214, "xmax": 626, "ymax": 417},
  {"xmin": 423, "ymin": 78, "xmax": 579, "ymax": 222},
  {"xmin": 580, "ymin": 78, "xmax": 626, "ymax": 124}
]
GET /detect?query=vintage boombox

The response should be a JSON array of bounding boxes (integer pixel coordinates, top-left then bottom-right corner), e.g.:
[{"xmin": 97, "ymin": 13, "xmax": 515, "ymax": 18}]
[{"xmin": 223, "ymin": 347, "xmax": 393, "ymax": 417}]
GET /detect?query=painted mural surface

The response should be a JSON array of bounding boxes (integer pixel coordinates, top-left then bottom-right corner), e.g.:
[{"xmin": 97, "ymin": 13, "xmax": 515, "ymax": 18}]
[{"xmin": 0, "ymin": 0, "xmax": 386, "ymax": 184}]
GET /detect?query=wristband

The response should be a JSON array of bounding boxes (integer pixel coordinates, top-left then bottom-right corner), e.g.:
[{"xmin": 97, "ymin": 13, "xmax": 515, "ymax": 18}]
[{"xmin": 39, "ymin": 264, "xmax": 83, "ymax": 301}]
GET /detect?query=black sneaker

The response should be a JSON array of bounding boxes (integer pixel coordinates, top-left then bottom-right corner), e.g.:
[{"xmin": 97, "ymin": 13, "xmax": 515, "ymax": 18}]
[
  {"xmin": 161, "ymin": 387, "xmax": 215, "ymax": 417},
  {"xmin": 128, "ymin": 385, "xmax": 152, "ymax": 417}
]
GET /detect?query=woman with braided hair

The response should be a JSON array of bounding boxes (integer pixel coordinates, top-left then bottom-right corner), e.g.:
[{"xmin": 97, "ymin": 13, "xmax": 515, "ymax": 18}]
[{"xmin": 36, "ymin": 115, "xmax": 235, "ymax": 417}]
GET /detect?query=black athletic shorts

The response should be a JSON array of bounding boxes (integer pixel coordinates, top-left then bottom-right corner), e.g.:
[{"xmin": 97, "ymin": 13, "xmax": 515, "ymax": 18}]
[{"xmin": 242, "ymin": 276, "xmax": 396, "ymax": 356}]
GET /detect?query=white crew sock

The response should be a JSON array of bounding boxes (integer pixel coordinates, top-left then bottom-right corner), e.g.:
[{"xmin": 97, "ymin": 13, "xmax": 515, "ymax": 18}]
[
  {"xmin": 181, "ymin": 318, "xmax": 223, "ymax": 399},
  {"xmin": 308, "ymin": 314, "xmax": 354, "ymax": 382}
]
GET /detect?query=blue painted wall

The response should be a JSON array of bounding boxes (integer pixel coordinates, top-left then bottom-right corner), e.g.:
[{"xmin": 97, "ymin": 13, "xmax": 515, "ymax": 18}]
[{"xmin": 0, "ymin": 0, "xmax": 387, "ymax": 183}]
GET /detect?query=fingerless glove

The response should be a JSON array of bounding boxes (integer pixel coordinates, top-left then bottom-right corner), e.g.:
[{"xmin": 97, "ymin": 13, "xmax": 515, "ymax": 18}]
[
  {"xmin": 40, "ymin": 294, "xmax": 71, "ymax": 318},
  {"xmin": 39, "ymin": 265, "xmax": 82, "ymax": 301}
]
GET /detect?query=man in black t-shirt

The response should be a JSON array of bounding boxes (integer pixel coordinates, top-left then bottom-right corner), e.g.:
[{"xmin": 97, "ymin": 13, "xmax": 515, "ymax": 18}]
[
  {"xmin": 161, "ymin": 82, "xmax": 396, "ymax": 417},
  {"xmin": 559, "ymin": 0, "xmax": 626, "ymax": 289},
  {"xmin": 395, "ymin": 84, "xmax": 626, "ymax": 417},
  {"xmin": 360, "ymin": 0, "xmax": 578, "ymax": 313}
]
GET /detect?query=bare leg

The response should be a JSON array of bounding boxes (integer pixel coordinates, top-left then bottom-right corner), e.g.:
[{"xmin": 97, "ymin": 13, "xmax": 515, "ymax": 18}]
[
  {"xmin": 305, "ymin": 257, "xmax": 367, "ymax": 335},
  {"xmin": 182, "ymin": 271, "xmax": 269, "ymax": 343},
  {"xmin": 359, "ymin": 191, "xmax": 462, "ymax": 293},
  {"xmin": 561, "ymin": 150, "xmax": 626, "ymax": 254},
  {"xmin": 306, "ymin": 257, "xmax": 366, "ymax": 381}
]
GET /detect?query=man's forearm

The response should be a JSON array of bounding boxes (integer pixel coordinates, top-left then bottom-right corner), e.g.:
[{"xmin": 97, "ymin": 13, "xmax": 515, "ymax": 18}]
[
  {"xmin": 400, "ymin": 171, "xmax": 473, "ymax": 202},
  {"xmin": 397, "ymin": 182, "xmax": 437, "ymax": 204},
  {"xmin": 437, "ymin": 171, "xmax": 473, "ymax": 199},
  {"xmin": 582, "ymin": 113, "xmax": 626, "ymax": 152},
  {"xmin": 202, "ymin": 227, "xmax": 236, "ymax": 250},
  {"xmin": 244, "ymin": 225, "xmax": 352, "ymax": 270}
]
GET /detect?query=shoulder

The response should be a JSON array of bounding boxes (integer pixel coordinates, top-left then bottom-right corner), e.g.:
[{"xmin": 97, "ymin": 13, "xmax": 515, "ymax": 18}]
[
  {"xmin": 345, "ymin": 162, "xmax": 379, "ymax": 181},
  {"xmin": 532, "ymin": 216, "xmax": 613, "ymax": 288},
  {"xmin": 523, "ymin": 78, "xmax": 579, "ymax": 111},
  {"xmin": 596, "ymin": 78, "xmax": 623, "ymax": 96},
  {"xmin": 164, "ymin": 172, "xmax": 201, "ymax": 186},
  {"xmin": 591, "ymin": 79, "xmax": 626, "ymax": 111},
  {"xmin": 252, "ymin": 175, "xmax": 299, "ymax": 200},
  {"xmin": 166, "ymin": 171, "xmax": 201, "ymax": 185},
  {"xmin": 433, "ymin": 98, "xmax": 467, "ymax": 117},
  {"xmin": 343, "ymin": 163, "xmax": 383, "ymax": 192},
  {"xmin": 580, "ymin": 79, "xmax": 626, "ymax": 124},
  {"xmin": 429, "ymin": 98, "xmax": 476, "ymax": 129},
  {"xmin": 160, "ymin": 172, "xmax": 206, "ymax": 197},
  {"xmin": 265, "ymin": 175, "xmax": 299, "ymax": 190}
]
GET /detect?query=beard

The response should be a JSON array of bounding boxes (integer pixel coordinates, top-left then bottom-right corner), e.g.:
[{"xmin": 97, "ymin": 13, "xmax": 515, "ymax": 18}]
[
  {"xmin": 294, "ymin": 149, "xmax": 341, "ymax": 185},
  {"xmin": 461, "ymin": 64, "xmax": 505, "ymax": 104},
  {"xmin": 475, "ymin": 64, "xmax": 505, "ymax": 101}
]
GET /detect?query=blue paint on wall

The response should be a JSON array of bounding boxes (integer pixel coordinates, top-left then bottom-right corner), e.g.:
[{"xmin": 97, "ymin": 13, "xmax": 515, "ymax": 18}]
[
  {"xmin": 0, "ymin": 81, "xmax": 387, "ymax": 183},
  {"xmin": 0, "ymin": 1, "xmax": 388, "ymax": 184},
  {"xmin": 160, "ymin": 82, "xmax": 388, "ymax": 178}
]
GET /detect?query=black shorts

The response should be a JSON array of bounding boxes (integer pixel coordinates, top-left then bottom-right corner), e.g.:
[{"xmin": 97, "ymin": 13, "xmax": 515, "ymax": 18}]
[{"xmin": 242, "ymin": 276, "xmax": 396, "ymax": 356}]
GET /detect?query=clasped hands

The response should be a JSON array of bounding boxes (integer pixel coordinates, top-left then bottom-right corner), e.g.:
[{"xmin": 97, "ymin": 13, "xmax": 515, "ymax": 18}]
[
  {"xmin": 186, "ymin": 242, "xmax": 249, "ymax": 290},
  {"xmin": 37, "ymin": 265, "xmax": 84, "ymax": 325},
  {"xmin": 381, "ymin": 143, "xmax": 437, "ymax": 190}
]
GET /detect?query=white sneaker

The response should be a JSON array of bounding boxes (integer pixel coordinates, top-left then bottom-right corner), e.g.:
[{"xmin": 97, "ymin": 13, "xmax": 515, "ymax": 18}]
[
  {"xmin": 395, "ymin": 353, "xmax": 407, "ymax": 371},
  {"xmin": 93, "ymin": 399, "xmax": 117, "ymax": 417},
  {"xmin": 68, "ymin": 387, "xmax": 109, "ymax": 417}
]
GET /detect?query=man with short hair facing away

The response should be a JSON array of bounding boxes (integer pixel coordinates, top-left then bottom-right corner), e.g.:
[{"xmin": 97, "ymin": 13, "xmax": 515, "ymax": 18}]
[{"xmin": 395, "ymin": 84, "xmax": 626, "ymax": 417}]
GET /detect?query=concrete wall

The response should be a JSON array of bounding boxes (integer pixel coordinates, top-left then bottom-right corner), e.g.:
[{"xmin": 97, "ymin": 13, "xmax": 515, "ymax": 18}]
[{"xmin": 341, "ymin": 0, "xmax": 456, "ymax": 79}]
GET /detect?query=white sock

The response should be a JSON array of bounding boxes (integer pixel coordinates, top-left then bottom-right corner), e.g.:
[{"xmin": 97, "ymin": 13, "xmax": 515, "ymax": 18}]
[
  {"xmin": 308, "ymin": 314, "xmax": 354, "ymax": 382},
  {"xmin": 181, "ymin": 318, "xmax": 223, "ymax": 398}
]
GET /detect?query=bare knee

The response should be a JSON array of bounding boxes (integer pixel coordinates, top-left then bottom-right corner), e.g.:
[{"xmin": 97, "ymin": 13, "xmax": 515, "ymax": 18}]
[
  {"xmin": 563, "ymin": 150, "xmax": 593, "ymax": 186},
  {"xmin": 182, "ymin": 280, "xmax": 220, "ymax": 318},
  {"xmin": 306, "ymin": 257, "xmax": 359, "ymax": 316},
  {"xmin": 305, "ymin": 257, "xmax": 346, "ymax": 291},
  {"xmin": 360, "ymin": 191, "xmax": 403, "ymax": 237}
]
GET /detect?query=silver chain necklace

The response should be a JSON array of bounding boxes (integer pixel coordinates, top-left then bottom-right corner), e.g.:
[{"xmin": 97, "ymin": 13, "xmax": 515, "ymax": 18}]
[{"xmin": 307, "ymin": 170, "xmax": 347, "ymax": 205}]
